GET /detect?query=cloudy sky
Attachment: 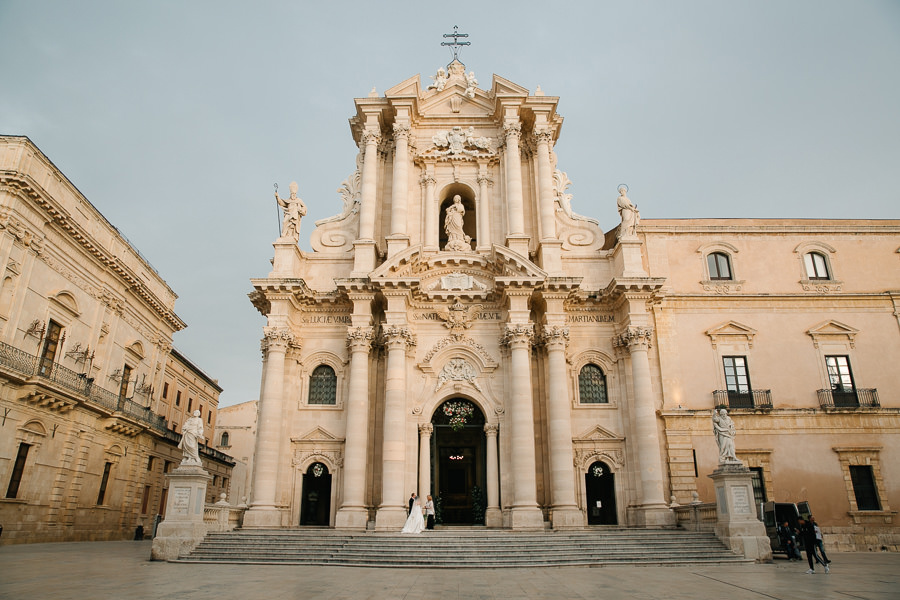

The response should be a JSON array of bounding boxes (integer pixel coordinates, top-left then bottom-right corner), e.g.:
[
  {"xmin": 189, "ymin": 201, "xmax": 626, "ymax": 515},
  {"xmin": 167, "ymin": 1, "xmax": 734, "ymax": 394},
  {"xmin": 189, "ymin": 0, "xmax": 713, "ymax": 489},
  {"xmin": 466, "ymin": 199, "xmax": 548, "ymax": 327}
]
[{"xmin": 2, "ymin": 1, "xmax": 898, "ymax": 407}]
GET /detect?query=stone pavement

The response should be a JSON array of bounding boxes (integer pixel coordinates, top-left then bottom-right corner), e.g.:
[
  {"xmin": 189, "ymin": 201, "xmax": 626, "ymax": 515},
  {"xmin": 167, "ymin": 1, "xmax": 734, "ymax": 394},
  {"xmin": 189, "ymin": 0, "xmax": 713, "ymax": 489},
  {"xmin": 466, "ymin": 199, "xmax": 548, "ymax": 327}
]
[{"xmin": 0, "ymin": 541, "xmax": 898, "ymax": 600}]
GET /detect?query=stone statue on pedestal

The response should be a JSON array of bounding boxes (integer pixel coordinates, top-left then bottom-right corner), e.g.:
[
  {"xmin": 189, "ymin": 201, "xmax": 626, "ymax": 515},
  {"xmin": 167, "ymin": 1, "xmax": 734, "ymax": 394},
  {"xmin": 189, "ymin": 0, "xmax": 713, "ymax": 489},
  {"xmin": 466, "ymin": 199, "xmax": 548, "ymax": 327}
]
[
  {"xmin": 443, "ymin": 195, "xmax": 471, "ymax": 251},
  {"xmin": 616, "ymin": 185, "xmax": 640, "ymax": 238},
  {"xmin": 275, "ymin": 181, "xmax": 306, "ymax": 242},
  {"xmin": 178, "ymin": 410, "xmax": 204, "ymax": 466},
  {"xmin": 713, "ymin": 408, "xmax": 739, "ymax": 464}
]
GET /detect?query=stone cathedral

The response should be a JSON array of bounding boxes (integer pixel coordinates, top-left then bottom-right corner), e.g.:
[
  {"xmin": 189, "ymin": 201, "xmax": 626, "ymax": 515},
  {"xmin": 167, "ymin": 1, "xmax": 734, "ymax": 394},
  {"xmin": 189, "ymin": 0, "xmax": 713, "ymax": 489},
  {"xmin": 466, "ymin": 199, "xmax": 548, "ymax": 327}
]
[{"xmin": 244, "ymin": 57, "xmax": 900, "ymax": 546}]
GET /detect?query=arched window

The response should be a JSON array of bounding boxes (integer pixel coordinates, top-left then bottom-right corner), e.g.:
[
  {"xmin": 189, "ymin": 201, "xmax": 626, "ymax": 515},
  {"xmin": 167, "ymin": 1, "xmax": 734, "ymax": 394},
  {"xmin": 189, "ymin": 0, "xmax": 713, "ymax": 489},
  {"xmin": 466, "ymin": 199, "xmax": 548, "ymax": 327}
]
[
  {"xmin": 579, "ymin": 364, "xmax": 608, "ymax": 404},
  {"xmin": 220, "ymin": 432, "xmax": 230, "ymax": 447},
  {"xmin": 707, "ymin": 252, "xmax": 733, "ymax": 280},
  {"xmin": 804, "ymin": 251, "xmax": 831, "ymax": 280},
  {"xmin": 308, "ymin": 365, "xmax": 337, "ymax": 405}
]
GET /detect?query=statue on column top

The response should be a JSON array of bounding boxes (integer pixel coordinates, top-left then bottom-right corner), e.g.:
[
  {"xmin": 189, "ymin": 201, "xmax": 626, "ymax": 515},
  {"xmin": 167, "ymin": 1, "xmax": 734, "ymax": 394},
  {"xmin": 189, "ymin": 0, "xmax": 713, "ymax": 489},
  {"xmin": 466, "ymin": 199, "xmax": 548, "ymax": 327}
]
[
  {"xmin": 616, "ymin": 185, "xmax": 640, "ymax": 239},
  {"xmin": 275, "ymin": 181, "xmax": 307, "ymax": 242}
]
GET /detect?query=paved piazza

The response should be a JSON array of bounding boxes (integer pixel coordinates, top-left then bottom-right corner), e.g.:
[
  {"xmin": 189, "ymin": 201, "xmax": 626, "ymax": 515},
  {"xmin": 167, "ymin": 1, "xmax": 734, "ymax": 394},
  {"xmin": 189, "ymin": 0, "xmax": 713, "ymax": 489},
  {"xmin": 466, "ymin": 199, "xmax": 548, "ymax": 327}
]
[{"xmin": 0, "ymin": 542, "xmax": 897, "ymax": 600}]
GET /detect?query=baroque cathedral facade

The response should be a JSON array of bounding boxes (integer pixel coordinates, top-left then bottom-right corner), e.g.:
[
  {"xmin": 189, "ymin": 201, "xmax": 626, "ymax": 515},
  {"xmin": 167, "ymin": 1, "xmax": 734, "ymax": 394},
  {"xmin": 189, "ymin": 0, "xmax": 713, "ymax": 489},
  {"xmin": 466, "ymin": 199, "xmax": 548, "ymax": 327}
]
[{"xmin": 245, "ymin": 61, "xmax": 900, "ymax": 549}]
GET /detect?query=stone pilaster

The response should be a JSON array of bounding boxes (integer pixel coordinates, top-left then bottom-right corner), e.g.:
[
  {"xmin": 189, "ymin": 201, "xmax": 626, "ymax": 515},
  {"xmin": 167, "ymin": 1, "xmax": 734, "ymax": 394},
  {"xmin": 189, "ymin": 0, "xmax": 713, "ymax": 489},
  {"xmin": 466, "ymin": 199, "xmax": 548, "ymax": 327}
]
[
  {"xmin": 476, "ymin": 167, "xmax": 492, "ymax": 251},
  {"xmin": 501, "ymin": 323, "xmax": 543, "ymax": 529},
  {"xmin": 335, "ymin": 326, "xmax": 373, "ymax": 530},
  {"xmin": 243, "ymin": 327, "xmax": 295, "ymax": 529},
  {"xmin": 375, "ymin": 325, "xmax": 415, "ymax": 531},
  {"xmin": 484, "ymin": 423, "xmax": 502, "ymax": 528},
  {"xmin": 418, "ymin": 423, "xmax": 433, "ymax": 502},
  {"xmin": 542, "ymin": 325, "xmax": 583, "ymax": 528},
  {"xmin": 422, "ymin": 167, "xmax": 438, "ymax": 251},
  {"xmin": 615, "ymin": 326, "xmax": 674, "ymax": 526}
]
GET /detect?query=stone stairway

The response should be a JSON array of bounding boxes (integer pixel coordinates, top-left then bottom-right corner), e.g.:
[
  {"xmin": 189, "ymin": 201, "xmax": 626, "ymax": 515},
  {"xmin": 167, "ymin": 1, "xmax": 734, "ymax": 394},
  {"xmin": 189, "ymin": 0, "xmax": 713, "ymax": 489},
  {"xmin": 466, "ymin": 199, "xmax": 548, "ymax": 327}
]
[{"xmin": 178, "ymin": 527, "xmax": 752, "ymax": 568}]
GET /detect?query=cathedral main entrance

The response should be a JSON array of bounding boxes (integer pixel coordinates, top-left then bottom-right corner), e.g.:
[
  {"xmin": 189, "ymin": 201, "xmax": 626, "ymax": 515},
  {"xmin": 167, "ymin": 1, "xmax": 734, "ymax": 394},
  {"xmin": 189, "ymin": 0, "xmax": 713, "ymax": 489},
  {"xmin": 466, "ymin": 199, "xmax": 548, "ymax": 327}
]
[
  {"xmin": 431, "ymin": 399, "xmax": 486, "ymax": 525},
  {"xmin": 299, "ymin": 462, "xmax": 331, "ymax": 526},
  {"xmin": 585, "ymin": 461, "xmax": 618, "ymax": 525}
]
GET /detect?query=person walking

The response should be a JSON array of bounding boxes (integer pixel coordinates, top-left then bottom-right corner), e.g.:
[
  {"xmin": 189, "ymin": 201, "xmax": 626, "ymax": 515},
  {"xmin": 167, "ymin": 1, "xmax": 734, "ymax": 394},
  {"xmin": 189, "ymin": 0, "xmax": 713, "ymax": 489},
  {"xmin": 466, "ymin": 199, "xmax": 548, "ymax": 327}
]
[
  {"xmin": 798, "ymin": 517, "xmax": 828, "ymax": 574},
  {"xmin": 810, "ymin": 516, "xmax": 831, "ymax": 566},
  {"xmin": 425, "ymin": 495, "xmax": 435, "ymax": 530}
]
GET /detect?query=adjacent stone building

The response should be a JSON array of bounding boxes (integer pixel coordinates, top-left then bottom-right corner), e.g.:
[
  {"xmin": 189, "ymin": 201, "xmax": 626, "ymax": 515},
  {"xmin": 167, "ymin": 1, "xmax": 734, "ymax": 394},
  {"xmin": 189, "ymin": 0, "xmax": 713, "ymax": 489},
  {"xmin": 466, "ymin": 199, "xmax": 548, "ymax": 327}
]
[
  {"xmin": 243, "ymin": 61, "xmax": 898, "ymax": 549},
  {"xmin": 0, "ymin": 136, "xmax": 233, "ymax": 544},
  {"xmin": 214, "ymin": 400, "xmax": 258, "ymax": 505}
]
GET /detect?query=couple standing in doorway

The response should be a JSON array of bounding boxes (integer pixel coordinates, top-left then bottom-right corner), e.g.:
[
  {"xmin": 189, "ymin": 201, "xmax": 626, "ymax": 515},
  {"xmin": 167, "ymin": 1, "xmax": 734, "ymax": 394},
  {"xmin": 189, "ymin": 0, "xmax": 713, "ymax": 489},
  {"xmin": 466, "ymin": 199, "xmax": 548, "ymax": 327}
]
[{"xmin": 401, "ymin": 492, "xmax": 435, "ymax": 534}]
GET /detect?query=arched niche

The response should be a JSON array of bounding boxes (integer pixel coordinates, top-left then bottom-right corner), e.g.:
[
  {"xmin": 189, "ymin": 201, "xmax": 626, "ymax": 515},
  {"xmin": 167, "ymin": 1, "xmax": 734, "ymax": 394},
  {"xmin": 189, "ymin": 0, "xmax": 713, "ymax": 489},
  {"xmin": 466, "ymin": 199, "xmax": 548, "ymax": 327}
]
[{"xmin": 438, "ymin": 183, "xmax": 477, "ymax": 251}]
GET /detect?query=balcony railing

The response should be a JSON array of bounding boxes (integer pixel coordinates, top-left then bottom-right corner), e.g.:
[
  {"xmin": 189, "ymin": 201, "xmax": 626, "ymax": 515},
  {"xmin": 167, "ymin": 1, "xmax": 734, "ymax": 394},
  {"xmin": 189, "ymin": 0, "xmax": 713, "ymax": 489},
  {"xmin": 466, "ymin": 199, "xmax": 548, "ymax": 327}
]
[
  {"xmin": 713, "ymin": 389, "xmax": 773, "ymax": 410},
  {"xmin": 817, "ymin": 388, "xmax": 879, "ymax": 408}
]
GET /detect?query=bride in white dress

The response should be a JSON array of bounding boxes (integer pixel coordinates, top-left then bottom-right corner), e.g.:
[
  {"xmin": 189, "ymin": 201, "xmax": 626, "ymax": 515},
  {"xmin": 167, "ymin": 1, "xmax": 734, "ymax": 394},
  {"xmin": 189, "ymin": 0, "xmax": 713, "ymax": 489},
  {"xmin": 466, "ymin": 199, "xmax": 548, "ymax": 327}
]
[{"xmin": 401, "ymin": 500, "xmax": 426, "ymax": 534}]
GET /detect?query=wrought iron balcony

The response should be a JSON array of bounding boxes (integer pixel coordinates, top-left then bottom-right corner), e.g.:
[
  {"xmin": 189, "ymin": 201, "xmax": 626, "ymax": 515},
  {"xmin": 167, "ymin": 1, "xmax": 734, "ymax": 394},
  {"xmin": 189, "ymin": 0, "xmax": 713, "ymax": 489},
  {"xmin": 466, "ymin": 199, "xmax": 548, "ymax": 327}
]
[
  {"xmin": 713, "ymin": 389, "xmax": 773, "ymax": 410},
  {"xmin": 817, "ymin": 388, "xmax": 879, "ymax": 408}
]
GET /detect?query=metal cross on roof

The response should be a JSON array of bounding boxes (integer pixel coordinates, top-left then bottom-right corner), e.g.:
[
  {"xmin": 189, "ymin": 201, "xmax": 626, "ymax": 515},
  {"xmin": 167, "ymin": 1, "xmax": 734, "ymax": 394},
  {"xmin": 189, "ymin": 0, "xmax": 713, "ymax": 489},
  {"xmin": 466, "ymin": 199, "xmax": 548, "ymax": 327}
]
[{"xmin": 441, "ymin": 25, "xmax": 470, "ymax": 62}]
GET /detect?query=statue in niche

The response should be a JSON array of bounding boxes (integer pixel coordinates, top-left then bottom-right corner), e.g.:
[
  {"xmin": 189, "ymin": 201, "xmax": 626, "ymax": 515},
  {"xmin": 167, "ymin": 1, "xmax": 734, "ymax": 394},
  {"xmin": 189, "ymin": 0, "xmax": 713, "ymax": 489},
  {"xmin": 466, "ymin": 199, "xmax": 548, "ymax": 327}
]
[
  {"xmin": 178, "ymin": 410, "xmax": 205, "ymax": 466},
  {"xmin": 275, "ymin": 181, "xmax": 307, "ymax": 242},
  {"xmin": 616, "ymin": 185, "xmax": 640, "ymax": 239},
  {"xmin": 427, "ymin": 67, "xmax": 448, "ymax": 91},
  {"xmin": 443, "ymin": 195, "xmax": 471, "ymax": 251},
  {"xmin": 713, "ymin": 408, "xmax": 740, "ymax": 464}
]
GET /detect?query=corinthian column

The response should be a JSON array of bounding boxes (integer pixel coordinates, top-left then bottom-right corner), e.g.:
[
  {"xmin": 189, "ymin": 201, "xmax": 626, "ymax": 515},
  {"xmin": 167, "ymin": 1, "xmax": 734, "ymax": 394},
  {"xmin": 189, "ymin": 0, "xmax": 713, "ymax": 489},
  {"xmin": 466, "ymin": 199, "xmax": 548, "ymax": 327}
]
[
  {"xmin": 502, "ymin": 323, "xmax": 543, "ymax": 529},
  {"xmin": 615, "ymin": 326, "xmax": 674, "ymax": 526},
  {"xmin": 534, "ymin": 129, "xmax": 556, "ymax": 240},
  {"xmin": 484, "ymin": 423, "xmax": 502, "ymax": 527},
  {"xmin": 375, "ymin": 325, "xmax": 414, "ymax": 531},
  {"xmin": 387, "ymin": 123, "xmax": 410, "ymax": 259},
  {"xmin": 335, "ymin": 326, "xmax": 373, "ymax": 530},
  {"xmin": 244, "ymin": 327, "xmax": 294, "ymax": 528},
  {"xmin": 418, "ymin": 423, "xmax": 433, "ymax": 502},
  {"xmin": 358, "ymin": 129, "xmax": 381, "ymax": 241},
  {"xmin": 422, "ymin": 167, "xmax": 437, "ymax": 251},
  {"xmin": 543, "ymin": 326, "xmax": 582, "ymax": 528},
  {"xmin": 476, "ymin": 167, "xmax": 492, "ymax": 250},
  {"xmin": 503, "ymin": 122, "xmax": 525, "ymax": 238}
]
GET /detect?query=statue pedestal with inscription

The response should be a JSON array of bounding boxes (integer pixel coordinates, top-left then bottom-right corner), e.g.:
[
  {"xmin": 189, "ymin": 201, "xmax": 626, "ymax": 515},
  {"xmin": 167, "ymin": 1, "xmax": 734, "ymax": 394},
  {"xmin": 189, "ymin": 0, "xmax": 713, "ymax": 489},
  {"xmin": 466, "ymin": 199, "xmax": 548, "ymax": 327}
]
[
  {"xmin": 151, "ymin": 465, "xmax": 211, "ymax": 561},
  {"xmin": 709, "ymin": 464, "xmax": 772, "ymax": 562}
]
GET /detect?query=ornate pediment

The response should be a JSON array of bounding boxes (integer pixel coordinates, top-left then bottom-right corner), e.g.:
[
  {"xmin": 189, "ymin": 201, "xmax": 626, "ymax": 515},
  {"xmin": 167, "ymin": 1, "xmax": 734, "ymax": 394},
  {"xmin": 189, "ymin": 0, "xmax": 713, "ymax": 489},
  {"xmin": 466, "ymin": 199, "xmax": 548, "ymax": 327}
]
[
  {"xmin": 705, "ymin": 320, "xmax": 758, "ymax": 349},
  {"xmin": 807, "ymin": 320, "xmax": 859, "ymax": 348},
  {"xmin": 293, "ymin": 426, "xmax": 340, "ymax": 443},
  {"xmin": 574, "ymin": 424, "xmax": 625, "ymax": 443}
]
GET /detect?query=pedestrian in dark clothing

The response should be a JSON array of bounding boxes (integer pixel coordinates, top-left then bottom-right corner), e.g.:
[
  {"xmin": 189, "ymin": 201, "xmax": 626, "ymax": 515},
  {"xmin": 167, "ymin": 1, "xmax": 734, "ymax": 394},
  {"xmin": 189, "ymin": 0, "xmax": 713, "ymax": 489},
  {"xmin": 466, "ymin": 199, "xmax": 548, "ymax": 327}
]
[
  {"xmin": 810, "ymin": 516, "xmax": 831, "ymax": 565},
  {"xmin": 798, "ymin": 518, "xmax": 828, "ymax": 573},
  {"xmin": 408, "ymin": 492, "xmax": 417, "ymax": 516},
  {"xmin": 777, "ymin": 521, "xmax": 801, "ymax": 560}
]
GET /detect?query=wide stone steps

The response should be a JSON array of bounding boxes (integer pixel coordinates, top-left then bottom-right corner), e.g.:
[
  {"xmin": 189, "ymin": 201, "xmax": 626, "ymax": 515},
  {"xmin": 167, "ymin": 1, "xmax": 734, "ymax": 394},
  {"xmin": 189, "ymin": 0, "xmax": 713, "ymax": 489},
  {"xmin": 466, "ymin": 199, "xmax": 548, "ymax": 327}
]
[{"xmin": 179, "ymin": 528, "xmax": 751, "ymax": 568}]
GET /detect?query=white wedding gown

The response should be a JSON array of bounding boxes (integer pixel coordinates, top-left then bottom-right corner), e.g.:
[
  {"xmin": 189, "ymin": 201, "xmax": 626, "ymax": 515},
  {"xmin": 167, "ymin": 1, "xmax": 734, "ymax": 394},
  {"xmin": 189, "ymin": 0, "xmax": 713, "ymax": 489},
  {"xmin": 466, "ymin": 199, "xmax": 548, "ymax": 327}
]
[{"xmin": 401, "ymin": 503, "xmax": 425, "ymax": 534}]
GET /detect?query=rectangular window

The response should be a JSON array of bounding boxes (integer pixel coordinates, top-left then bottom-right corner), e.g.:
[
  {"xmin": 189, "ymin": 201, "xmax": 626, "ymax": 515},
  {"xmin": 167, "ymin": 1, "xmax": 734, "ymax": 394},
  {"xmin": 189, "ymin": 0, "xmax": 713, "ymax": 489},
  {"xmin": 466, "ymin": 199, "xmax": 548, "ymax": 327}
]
[
  {"xmin": 175, "ymin": 390, "xmax": 181, "ymax": 407},
  {"xmin": 207, "ymin": 410, "xmax": 212, "ymax": 424},
  {"xmin": 119, "ymin": 364, "xmax": 132, "ymax": 399},
  {"xmin": 212, "ymin": 475, "xmax": 218, "ymax": 486},
  {"xmin": 163, "ymin": 460, "xmax": 172, "ymax": 473},
  {"xmin": 147, "ymin": 456, "xmax": 155, "ymax": 471},
  {"xmin": 749, "ymin": 467, "xmax": 767, "ymax": 520},
  {"xmin": 221, "ymin": 477, "xmax": 228, "ymax": 491},
  {"xmin": 826, "ymin": 355, "xmax": 857, "ymax": 406},
  {"xmin": 162, "ymin": 382, "xmax": 169, "ymax": 399},
  {"xmin": 97, "ymin": 462, "xmax": 112, "ymax": 505},
  {"xmin": 188, "ymin": 398, "xmax": 193, "ymax": 412},
  {"xmin": 849, "ymin": 465, "xmax": 881, "ymax": 511},
  {"xmin": 141, "ymin": 485, "xmax": 152, "ymax": 514},
  {"xmin": 39, "ymin": 320, "xmax": 63, "ymax": 376},
  {"xmin": 6, "ymin": 442, "xmax": 32, "ymax": 498},
  {"xmin": 723, "ymin": 356, "xmax": 753, "ymax": 408}
]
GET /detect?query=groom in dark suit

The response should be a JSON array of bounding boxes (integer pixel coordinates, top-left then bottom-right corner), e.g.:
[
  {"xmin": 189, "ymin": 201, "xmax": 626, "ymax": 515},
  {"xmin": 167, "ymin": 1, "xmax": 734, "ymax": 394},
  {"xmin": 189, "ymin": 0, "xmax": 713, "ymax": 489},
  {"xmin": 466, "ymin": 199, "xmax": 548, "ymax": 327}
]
[{"xmin": 408, "ymin": 492, "xmax": 417, "ymax": 515}]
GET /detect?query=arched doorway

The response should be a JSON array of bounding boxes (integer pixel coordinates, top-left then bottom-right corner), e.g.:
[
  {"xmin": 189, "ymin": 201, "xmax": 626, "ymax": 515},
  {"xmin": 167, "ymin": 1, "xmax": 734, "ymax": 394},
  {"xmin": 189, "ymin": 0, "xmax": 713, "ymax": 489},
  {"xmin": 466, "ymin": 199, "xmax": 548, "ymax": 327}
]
[
  {"xmin": 431, "ymin": 399, "xmax": 486, "ymax": 524},
  {"xmin": 585, "ymin": 461, "xmax": 617, "ymax": 525},
  {"xmin": 299, "ymin": 462, "xmax": 331, "ymax": 526}
]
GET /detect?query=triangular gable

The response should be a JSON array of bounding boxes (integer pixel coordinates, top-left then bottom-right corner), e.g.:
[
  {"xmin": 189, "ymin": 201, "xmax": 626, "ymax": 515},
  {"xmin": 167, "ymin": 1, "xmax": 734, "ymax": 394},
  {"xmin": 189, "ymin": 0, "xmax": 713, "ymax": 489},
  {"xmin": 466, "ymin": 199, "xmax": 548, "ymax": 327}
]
[
  {"xmin": 573, "ymin": 424, "xmax": 624, "ymax": 443},
  {"xmin": 295, "ymin": 426, "xmax": 339, "ymax": 442},
  {"xmin": 807, "ymin": 319, "xmax": 859, "ymax": 348},
  {"xmin": 491, "ymin": 74, "xmax": 529, "ymax": 97},
  {"xmin": 705, "ymin": 320, "xmax": 757, "ymax": 348},
  {"xmin": 384, "ymin": 74, "xmax": 421, "ymax": 98},
  {"xmin": 418, "ymin": 85, "xmax": 496, "ymax": 115}
]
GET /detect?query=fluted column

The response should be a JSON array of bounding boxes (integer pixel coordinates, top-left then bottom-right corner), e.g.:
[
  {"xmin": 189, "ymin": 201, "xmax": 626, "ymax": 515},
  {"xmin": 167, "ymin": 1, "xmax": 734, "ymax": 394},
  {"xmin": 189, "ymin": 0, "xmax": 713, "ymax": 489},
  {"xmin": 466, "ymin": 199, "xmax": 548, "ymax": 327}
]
[
  {"xmin": 534, "ymin": 129, "xmax": 556, "ymax": 240},
  {"xmin": 484, "ymin": 423, "xmax": 502, "ymax": 527},
  {"xmin": 375, "ymin": 325, "xmax": 414, "ymax": 531},
  {"xmin": 543, "ymin": 326, "xmax": 582, "ymax": 528},
  {"xmin": 502, "ymin": 323, "xmax": 543, "ymax": 529},
  {"xmin": 422, "ymin": 168, "xmax": 437, "ymax": 251},
  {"xmin": 358, "ymin": 129, "xmax": 381, "ymax": 241},
  {"xmin": 477, "ymin": 168, "xmax": 492, "ymax": 250},
  {"xmin": 244, "ymin": 327, "xmax": 294, "ymax": 528},
  {"xmin": 418, "ymin": 423, "xmax": 433, "ymax": 502},
  {"xmin": 388, "ymin": 123, "xmax": 410, "ymax": 258},
  {"xmin": 616, "ymin": 326, "xmax": 673, "ymax": 526},
  {"xmin": 335, "ymin": 326, "xmax": 374, "ymax": 530},
  {"xmin": 503, "ymin": 122, "xmax": 525, "ymax": 237}
]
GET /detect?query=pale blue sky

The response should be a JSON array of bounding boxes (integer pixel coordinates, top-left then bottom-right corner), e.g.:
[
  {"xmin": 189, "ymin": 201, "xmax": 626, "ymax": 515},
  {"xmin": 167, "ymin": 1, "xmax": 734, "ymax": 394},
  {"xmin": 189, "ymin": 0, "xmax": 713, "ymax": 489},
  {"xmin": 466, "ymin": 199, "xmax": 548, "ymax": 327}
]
[{"xmin": 2, "ymin": 1, "xmax": 898, "ymax": 406}]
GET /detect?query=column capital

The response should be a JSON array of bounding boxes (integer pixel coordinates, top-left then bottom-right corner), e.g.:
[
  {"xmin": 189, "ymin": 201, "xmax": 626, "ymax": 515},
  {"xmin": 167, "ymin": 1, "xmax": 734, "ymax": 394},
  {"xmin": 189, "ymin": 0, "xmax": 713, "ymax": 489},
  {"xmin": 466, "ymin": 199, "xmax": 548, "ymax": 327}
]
[
  {"xmin": 418, "ymin": 423, "xmax": 434, "ymax": 436},
  {"xmin": 420, "ymin": 174, "xmax": 436, "ymax": 186},
  {"xmin": 500, "ymin": 323, "xmax": 534, "ymax": 348},
  {"xmin": 346, "ymin": 326, "xmax": 374, "ymax": 351},
  {"xmin": 362, "ymin": 129, "xmax": 382, "ymax": 145},
  {"xmin": 261, "ymin": 327, "xmax": 296, "ymax": 353},
  {"xmin": 540, "ymin": 325, "xmax": 569, "ymax": 350},
  {"xmin": 532, "ymin": 128, "xmax": 553, "ymax": 145},
  {"xmin": 503, "ymin": 121, "xmax": 522, "ymax": 140},
  {"xmin": 476, "ymin": 173, "xmax": 493, "ymax": 186},
  {"xmin": 484, "ymin": 423, "xmax": 499, "ymax": 437},
  {"xmin": 614, "ymin": 326, "xmax": 654, "ymax": 352},
  {"xmin": 392, "ymin": 122, "xmax": 410, "ymax": 140},
  {"xmin": 382, "ymin": 324, "xmax": 416, "ymax": 349}
]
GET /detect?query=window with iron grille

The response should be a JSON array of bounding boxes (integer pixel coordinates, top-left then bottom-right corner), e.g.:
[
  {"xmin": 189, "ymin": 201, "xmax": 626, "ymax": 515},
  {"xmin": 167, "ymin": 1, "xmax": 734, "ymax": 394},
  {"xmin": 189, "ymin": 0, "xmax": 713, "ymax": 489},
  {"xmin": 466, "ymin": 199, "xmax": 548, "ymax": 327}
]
[
  {"xmin": 308, "ymin": 365, "xmax": 337, "ymax": 405},
  {"xmin": 578, "ymin": 364, "xmax": 608, "ymax": 404}
]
